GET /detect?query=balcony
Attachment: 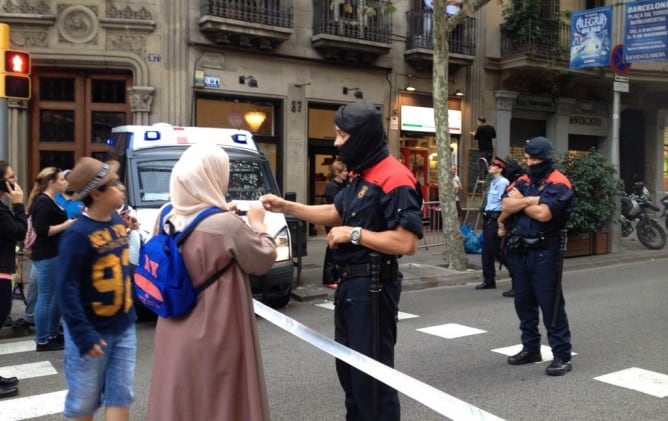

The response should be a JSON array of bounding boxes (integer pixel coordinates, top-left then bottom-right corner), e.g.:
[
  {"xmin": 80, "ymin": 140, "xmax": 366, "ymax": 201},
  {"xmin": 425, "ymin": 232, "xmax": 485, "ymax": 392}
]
[
  {"xmin": 500, "ymin": 17, "xmax": 570, "ymax": 66},
  {"xmin": 311, "ymin": 0, "xmax": 392, "ymax": 64},
  {"xmin": 404, "ymin": 10, "xmax": 476, "ymax": 70},
  {"xmin": 199, "ymin": 0, "xmax": 294, "ymax": 49}
]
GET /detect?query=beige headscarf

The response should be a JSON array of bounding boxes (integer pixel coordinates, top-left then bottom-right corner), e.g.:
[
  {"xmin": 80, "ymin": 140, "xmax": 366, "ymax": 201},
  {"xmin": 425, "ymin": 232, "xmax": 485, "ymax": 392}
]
[{"xmin": 167, "ymin": 143, "xmax": 230, "ymax": 231}]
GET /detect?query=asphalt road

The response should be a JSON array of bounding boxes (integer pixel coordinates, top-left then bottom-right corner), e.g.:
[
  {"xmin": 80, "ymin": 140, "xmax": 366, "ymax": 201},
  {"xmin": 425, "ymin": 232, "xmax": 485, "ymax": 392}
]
[{"xmin": 0, "ymin": 258, "xmax": 666, "ymax": 420}]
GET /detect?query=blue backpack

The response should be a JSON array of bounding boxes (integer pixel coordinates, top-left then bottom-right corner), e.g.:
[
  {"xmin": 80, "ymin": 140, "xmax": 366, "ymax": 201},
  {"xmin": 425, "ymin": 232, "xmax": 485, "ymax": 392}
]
[{"xmin": 133, "ymin": 204, "xmax": 231, "ymax": 318}]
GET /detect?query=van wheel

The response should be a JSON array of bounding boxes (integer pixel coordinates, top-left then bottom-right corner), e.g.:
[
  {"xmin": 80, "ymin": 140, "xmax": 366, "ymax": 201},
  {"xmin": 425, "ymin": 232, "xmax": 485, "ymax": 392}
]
[{"xmin": 267, "ymin": 293, "xmax": 291, "ymax": 309}]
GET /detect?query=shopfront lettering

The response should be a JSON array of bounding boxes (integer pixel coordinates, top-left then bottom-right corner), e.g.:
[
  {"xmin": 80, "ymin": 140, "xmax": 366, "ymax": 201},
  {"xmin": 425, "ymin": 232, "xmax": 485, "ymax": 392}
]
[{"xmin": 569, "ymin": 115, "xmax": 603, "ymax": 126}]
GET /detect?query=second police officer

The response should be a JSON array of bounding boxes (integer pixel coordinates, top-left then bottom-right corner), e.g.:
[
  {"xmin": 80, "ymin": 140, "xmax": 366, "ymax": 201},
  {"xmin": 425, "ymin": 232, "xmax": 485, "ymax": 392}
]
[{"xmin": 501, "ymin": 137, "xmax": 575, "ymax": 376}]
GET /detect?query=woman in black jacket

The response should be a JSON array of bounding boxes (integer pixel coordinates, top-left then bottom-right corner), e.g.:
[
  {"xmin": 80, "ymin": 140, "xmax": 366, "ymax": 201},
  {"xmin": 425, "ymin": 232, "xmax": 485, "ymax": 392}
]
[
  {"xmin": 26, "ymin": 167, "xmax": 75, "ymax": 352},
  {"xmin": 0, "ymin": 160, "xmax": 26, "ymax": 398}
]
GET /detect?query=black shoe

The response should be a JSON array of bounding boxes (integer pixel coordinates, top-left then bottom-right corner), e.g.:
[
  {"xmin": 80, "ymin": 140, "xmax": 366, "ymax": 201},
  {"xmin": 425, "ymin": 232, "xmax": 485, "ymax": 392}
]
[
  {"xmin": 54, "ymin": 333, "xmax": 65, "ymax": 345},
  {"xmin": 502, "ymin": 289, "xmax": 515, "ymax": 297},
  {"xmin": 36, "ymin": 338, "xmax": 64, "ymax": 352},
  {"xmin": 0, "ymin": 385, "xmax": 18, "ymax": 399},
  {"xmin": 0, "ymin": 376, "xmax": 18, "ymax": 387},
  {"xmin": 475, "ymin": 282, "xmax": 496, "ymax": 290},
  {"xmin": 546, "ymin": 358, "xmax": 572, "ymax": 376},
  {"xmin": 508, "ymin": 349, "xmax": 542, "ymax": 365}
]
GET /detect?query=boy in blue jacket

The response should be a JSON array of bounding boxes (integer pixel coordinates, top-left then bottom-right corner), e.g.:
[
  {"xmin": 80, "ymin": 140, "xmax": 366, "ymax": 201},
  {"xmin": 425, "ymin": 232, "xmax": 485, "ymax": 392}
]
[{"xmin": 57, "ymin": 157, "xmax": 136, "ymax": 421}]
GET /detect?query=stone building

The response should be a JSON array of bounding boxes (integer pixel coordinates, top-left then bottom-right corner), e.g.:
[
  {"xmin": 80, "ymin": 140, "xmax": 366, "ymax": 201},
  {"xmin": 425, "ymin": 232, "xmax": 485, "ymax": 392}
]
[{"xmin": 1, "ymin": 0, "xmax": 666, "ymax": 209}]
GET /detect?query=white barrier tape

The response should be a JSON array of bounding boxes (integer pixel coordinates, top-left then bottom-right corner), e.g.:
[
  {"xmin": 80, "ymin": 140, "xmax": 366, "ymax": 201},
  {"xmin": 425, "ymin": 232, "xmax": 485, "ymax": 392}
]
[{"xmin": 253, "ymin": 299, "xmax": 504, "ymax": 421}]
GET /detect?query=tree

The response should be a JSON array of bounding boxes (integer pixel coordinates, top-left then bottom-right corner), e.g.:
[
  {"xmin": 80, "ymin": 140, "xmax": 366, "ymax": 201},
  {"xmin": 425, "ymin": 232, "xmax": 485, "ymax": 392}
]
[{"xmin": 432, "ymin": 0, "xmax": 501, "ymax": 269}]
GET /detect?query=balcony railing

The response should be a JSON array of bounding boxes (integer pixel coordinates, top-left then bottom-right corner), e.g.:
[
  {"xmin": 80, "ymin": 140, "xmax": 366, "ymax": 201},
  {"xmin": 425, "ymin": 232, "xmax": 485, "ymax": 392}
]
[
  {"xmin": 405, "ymin": 10, "xmax": 476, "ymax": 56},
  {"xmin": 500, "ymin": 17, "xmax": 570, "ymax": 59},
  {"xmin": 200, "ymin": 0, "xmax": 293, "ymax": 28},
  {"xmin": 312, "ymin": 0, "xmax": 392, "ymax": 44}
]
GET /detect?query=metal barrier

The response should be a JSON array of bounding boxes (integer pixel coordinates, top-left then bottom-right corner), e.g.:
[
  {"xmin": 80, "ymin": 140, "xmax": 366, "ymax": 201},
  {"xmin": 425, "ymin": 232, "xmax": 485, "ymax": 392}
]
[{"xmin": 419, "ymin": 201, "xmax": 446, "ymax": 250}]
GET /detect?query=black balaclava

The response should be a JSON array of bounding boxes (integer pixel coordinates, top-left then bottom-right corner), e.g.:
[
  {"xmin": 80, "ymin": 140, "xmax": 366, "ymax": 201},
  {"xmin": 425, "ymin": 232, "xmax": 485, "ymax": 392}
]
[
  {"xmin": 334, "ymin": 101, "xmax": 389, "ymax": 173},
  {"xmin": 524, "ymin": 136, "xmax": 556, "ymax": 182}
]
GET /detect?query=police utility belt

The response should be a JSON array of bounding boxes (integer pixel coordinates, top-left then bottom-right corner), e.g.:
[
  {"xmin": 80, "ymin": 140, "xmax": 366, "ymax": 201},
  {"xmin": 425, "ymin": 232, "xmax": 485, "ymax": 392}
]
[
  {"xmin": 506, "ymin": 234, "xmax": 560, "ymax": 251},
  {"xmin": 482, "ymin": 211, "xmax": 501, "ymax": 220},
  {"xmin": 333, "ymin": 258, "xmax": 398, "ymax": 281}
]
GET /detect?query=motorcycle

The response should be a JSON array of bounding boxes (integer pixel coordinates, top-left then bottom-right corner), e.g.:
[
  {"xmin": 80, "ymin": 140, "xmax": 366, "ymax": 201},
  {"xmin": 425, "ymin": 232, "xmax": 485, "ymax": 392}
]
[
  {"xmin": 660, "ymin": 194, "xmax": 668, "ymax": 230},
  {"xmin": 620, "ymin": 182, "xmax": 666, "ymax": 250}
]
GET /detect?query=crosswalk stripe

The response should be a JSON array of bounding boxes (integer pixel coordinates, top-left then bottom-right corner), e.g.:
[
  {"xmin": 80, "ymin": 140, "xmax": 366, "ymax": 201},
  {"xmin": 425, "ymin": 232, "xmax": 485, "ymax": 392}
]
[
  {"xmin": 315, "ymin": 302, "xmax": 419, "ymax": 320},
  {"xmin": 0, "ymin": 390, "xmax": 66, "ymax": 421},
  {"xmin": 0, "ymin": 340, "xmax": 34, "ymax": 356},
  {"xmin": 0, "ymin": 361, "xmax": 58, "ymax": 380}
]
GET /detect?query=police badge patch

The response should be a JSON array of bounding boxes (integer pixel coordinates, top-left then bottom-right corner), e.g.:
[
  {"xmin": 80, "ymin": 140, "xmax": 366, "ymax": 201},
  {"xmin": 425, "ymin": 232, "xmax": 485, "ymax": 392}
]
[{"xmin": 357, "ymin": 185, "xmax": 368, "ymax": 199}]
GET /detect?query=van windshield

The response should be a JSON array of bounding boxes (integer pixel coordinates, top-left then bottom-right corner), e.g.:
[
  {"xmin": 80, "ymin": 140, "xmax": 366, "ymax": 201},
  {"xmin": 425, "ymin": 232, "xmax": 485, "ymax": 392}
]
[{"xmin": 134, "ymin": 157, "xmax": 277, "ymax": 205}]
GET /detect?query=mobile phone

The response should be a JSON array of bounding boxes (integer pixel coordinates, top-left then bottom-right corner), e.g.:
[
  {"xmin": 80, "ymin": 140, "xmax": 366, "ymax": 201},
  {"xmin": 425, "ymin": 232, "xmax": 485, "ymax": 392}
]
[{"xmin": 0, "ymin": 181, "xmax": 14, "ymax": 193}]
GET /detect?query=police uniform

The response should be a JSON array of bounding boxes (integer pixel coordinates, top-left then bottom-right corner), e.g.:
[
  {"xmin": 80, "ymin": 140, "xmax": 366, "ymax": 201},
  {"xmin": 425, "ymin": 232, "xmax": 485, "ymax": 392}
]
[
  {"xmin": 477, "ymin": 157, "xmax": 509, "ymax": 289},
  {"xmin": 332, "ymin": 102, "xmax": 423, "ymax": 420},
  {"xmin": 504, "ymin": 137, "xmax": 574, "ymax": 376}
]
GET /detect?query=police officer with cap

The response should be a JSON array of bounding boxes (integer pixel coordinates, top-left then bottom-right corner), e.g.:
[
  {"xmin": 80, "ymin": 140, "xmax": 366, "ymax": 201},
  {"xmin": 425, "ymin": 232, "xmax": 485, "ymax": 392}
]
[
  {"xmin": 261, "ymin": 101, "xmax": 423, "ymax": 419},
  {"xmin": 501, "ymin": 136, "xmax": 574, "ymax": 376},
  {"xmin": 476, "ymin": 156, "xmax": 509, "ymax": 290}
]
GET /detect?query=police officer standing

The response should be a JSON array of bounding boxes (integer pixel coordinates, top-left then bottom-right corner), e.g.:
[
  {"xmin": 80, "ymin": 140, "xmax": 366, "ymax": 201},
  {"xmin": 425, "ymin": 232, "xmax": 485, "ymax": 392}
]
[
  {"xmin": 476, "ymin": 157, "xmax": 509, "ymax": 290},
  {"xmin": 261, "ymin": 101, "xmax": 423, "ymax": 420},
  {"xmin": 501, "ymin": 137, "xmax": 574, "ymax": 376}
]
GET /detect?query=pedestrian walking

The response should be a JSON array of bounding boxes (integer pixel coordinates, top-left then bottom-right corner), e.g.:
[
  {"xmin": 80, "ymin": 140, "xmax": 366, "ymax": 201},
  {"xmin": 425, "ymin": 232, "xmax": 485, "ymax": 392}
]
[
  {"xmin": 502, "ymin": 137, "xmax": 574, "ymax": 376},
  {"xmin": 322, "ymin": 160, "xmax": 348, "ymax": 289},
  {"xmin": 57, "ymin": 157, "xmax": 137, "ymax": 420},
  {"xmin": 0, "ymin": 160, "xmax": 26, "ymax": 398},
  {"xmin": 147, "ymin": 144, "xmax": 277, "ymax": 421},
  {"xmin": 261, "ymin": 101, "xmax": 423, "ymax": 420},
  {"xmin": 475, "ymin": 157, "xmax": 509, "ymax": 290},
  {"xmin": 26, "ymin": 167, "xmax": 75, "ymax": 352}
]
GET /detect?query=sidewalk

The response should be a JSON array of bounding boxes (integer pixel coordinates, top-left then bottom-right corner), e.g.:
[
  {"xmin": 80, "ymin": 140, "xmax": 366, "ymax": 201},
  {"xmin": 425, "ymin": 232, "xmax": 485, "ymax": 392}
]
[{"xmin": 291, "ymin": 234, "xmax": 668, "ymax": 302}]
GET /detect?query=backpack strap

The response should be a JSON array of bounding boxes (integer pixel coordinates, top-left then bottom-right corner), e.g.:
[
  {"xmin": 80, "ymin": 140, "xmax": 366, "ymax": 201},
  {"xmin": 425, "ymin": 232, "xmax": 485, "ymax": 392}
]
[
  {"xmin": 175, "ymin": 206, "xmax": 226, "ymax": 245},
  {"xmin": 195, "ymin": 259, "xmax": 235, "ymax": 294}
]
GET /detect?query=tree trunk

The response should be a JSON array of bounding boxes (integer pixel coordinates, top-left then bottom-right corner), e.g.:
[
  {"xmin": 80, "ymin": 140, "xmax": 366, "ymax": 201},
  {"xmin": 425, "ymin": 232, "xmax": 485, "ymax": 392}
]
[{"xmin": 432, "ymin": 0, "xmax": 494, "ymax": 269}]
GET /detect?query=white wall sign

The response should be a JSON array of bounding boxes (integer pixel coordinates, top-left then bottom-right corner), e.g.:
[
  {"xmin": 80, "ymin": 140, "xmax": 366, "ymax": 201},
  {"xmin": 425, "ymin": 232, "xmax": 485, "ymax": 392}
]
[{"xmin": 400, "ymin": 106, "xmax": 462, "ymax": 134}]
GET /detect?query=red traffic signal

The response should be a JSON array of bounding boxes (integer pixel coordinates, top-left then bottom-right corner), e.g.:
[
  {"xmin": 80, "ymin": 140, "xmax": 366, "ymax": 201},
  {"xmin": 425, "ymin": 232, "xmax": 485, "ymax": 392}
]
[{"xmin": 4, "ymin": 50, "xmax": 30, "ymax": 75}]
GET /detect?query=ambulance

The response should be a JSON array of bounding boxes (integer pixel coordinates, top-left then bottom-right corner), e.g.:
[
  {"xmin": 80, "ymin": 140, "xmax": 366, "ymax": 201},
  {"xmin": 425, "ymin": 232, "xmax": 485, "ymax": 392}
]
[{"xmin": 107, "ymin": 123, "xmax": 294, "ymax": 317}]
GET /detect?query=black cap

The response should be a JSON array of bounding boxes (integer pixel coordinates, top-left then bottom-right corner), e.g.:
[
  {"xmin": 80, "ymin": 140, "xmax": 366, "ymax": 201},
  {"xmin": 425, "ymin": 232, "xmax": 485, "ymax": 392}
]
[{"xmin": 524, "ymin": 136, "xmax": 555, "ymax": 160}]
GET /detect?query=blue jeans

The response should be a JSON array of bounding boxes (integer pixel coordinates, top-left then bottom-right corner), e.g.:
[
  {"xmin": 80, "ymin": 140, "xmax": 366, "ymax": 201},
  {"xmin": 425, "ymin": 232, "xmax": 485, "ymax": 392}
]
[
  {"xmin": 24, "ymin": 264, "xmax": 37, "ymax": 323},
  {"xmin": 63, "ymin": 323, "xmax": 136, "ymax": 418},
  {"xmin": 34, "ymin": 257, "xmax": 61, "ymax": 343}
]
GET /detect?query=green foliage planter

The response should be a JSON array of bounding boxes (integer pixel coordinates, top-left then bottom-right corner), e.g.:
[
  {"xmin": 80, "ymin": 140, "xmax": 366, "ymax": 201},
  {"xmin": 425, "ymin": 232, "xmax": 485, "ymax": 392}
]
[{"xmin": 556, "ymin": 149, "xmax": 624, "ymax": 236}]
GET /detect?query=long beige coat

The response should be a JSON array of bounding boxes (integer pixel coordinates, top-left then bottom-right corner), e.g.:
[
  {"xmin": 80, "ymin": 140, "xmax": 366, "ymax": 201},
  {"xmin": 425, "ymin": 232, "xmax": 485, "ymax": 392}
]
[{"xmin": 147, "ymin": 212, "xmax": 277, "ymax": 421}]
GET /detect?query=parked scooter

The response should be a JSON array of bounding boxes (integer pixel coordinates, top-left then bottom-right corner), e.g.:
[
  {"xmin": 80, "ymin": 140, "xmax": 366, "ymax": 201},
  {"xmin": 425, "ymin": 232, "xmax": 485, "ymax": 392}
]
[
  {"xmin": 620, "ymin": 182, "xmax": 666, "ymax": 249},
  {"xmin": 660, "ymin": 195, "xmax": 668, "ymax": 230}
]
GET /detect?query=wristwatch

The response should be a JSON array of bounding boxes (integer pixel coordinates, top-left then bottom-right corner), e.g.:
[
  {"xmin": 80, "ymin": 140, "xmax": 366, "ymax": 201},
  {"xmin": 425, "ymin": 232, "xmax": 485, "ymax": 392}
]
[{"xmin": 350, "ymin": 227, "xmax": 362, "ymax": 245}]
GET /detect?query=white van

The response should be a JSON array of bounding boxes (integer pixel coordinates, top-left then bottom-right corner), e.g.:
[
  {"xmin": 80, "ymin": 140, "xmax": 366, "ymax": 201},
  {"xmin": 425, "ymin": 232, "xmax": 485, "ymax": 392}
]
[{"xmin": 108, "ymin": 123, "xmax": 295, "ymax": 317}]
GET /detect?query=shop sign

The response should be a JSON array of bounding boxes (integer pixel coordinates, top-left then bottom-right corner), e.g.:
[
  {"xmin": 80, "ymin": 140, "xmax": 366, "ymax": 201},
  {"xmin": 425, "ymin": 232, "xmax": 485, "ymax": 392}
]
[
  {"xmin": 514, "ymin": 95, "xmax": 556, "ymax": 112},
  {"xmin": 568, "ymin": 114, "xmax": 609, "ymax": 136},
  {"xmin": 400, "ymin": 105, "xmax": 461, "ymax": 134}
]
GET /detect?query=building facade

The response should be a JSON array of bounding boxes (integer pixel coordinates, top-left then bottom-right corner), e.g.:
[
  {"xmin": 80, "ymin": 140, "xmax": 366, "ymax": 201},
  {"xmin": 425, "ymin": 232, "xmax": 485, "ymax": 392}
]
[{"xmin": 2, "ymin": 0, "xmax": 667, "ymax": 209}]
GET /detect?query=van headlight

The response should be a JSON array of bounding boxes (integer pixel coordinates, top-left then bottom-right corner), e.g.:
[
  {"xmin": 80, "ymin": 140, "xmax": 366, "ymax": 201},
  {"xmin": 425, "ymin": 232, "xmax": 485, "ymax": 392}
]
[{"xmin": 274, "ymin": 226, "xmax": 291, "ymax": 262}]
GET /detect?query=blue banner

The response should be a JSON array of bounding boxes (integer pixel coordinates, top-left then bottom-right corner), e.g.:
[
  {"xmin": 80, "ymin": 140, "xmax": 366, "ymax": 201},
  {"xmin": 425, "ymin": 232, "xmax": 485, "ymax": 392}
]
[
  {"xmin": 570, "ymin": 6, "xmax": 613, "ymax": 69},
  {"xmin": 624, "ymin": 0, "xmax": 668, "ymax": 63}
]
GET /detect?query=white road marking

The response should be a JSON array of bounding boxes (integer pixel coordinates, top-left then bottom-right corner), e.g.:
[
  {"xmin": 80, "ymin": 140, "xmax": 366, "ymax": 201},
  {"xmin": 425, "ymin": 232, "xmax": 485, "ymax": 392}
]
[
  {"xmin": 315, "ymin": 301, "xmax": 419, "ymax": 320},
  {"xmin": 0, "ymin": 340, "xmax": 34, "ymax": 356},
  {"xmin": 417, "ymin": 323, "xmax": 486, "ymax": 339},
  {"xmin": 0, "ymin": 361, "xmax": 58, "ymax": 380},
  {"xmin": 0, "ymin": 390, "xmax": 66, "ymax": 421},
  {"xmin": 491, "ymin": 344, "xmax": 577, "ymax": 362},
  {"xmin": 594, "ymin": 367, "xmax": 668, "ymax": 398}
]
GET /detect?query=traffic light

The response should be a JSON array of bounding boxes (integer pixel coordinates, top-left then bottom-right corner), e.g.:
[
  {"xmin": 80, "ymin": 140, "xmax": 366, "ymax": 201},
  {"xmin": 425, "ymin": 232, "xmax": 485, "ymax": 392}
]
[{"xmin": 0, "ymin": 49, "xmax": 31, "ymax": 99}]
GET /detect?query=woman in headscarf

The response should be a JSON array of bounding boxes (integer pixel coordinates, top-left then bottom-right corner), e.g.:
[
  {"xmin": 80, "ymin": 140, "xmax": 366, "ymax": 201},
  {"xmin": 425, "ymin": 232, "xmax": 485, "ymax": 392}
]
[{"xmin": 147, "ymin": 143, "xmax": 277, "ymax": 421}]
